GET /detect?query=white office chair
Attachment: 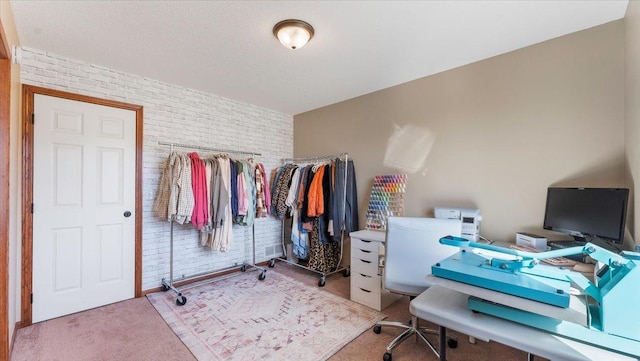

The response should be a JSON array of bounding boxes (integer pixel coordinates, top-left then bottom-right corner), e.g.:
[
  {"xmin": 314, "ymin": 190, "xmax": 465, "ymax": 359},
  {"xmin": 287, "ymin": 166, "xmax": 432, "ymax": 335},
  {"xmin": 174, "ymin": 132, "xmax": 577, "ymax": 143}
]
[{"xmin": 373, "ymin": 216, "xmax": 462, "ymax": 361}]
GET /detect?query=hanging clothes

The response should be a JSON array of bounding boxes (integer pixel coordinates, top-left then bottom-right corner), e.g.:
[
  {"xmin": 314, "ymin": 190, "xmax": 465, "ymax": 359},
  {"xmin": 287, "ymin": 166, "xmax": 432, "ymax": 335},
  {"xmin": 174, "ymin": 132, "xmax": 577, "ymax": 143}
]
[
  {"xmin": 307, "ymin": 165, "xmax": 326, "ymax": 217},
  {"xmin": 246, "ymin": 160, "xmax": 257, "ymax": 224},
  {"xmin": 203, "ymin": 159, "xmax": 213, "ymax": 229},
  {"xmin": 317, "ymin": 162, "xmax": 332, "ymax": 245},
  {"xmin": 257, "ymin": 163, "xmax": 271, "ymax": 217},
  {"xmin": 153, "ymin": 152, "xmax": 177, "ymax": 221},
  {"xmin": 198, "ymin": 156, "xmax": 221, "ymax": 250},
  {"xmin": 153, "ymin": 152, "xmax": 194, "ymax": 224},
  {"xmin": 222, "ymin": 157, "xmax": 234, "ymax": 249},
  {"xmin": 272, "ymin": 164, "xmax": 297, "ymax": 218},
  {"xmin": 291, "ymin": 209, "xmax": 309, "ymax": 259},
  {"xmin": 286, "ymin": 168, "xmax": 309, "ymax": 259},
  {"xmin": 199, "ymin": 157, "xmax": 228, "ymax": 232},
  {"xmin": 270, "ymin": 166, "xmax": 285, "ymax": 215},
  {"xmin": 271, "ymin": 156, "xmax": 356, "ymax": 272},
  {"xmin": 229, "ymin": 160, "xmax": 239, "ymax": 219},
  {"xmin": 174, "ymin": 153, "xmax": 194, "ymax": 224},
  {"xmin": 155, "ymin": 150, "xmax": 266, "ymax": 253},
  {"xmin": 211, "ymin": 156, "xmax": 233, "ymax": 251},
  {"xmin": 285, "ymin": 167, "xmax": 301, "ymax": 214},
  {"xmin": 236, "ymin": 161, "xmax": 248, "ymax": 217},
  {"xmin": 253, "ymin": 160, "xmax": 267, "ymax": 218},
  {"xmin": 189, "ymin": 152, "xmax": 209, "ymax": 230},
  {"xmin": 296, "ymin": 166, "xmax": 310, "ymax": 210},
  {"xmin": 300, "ymin": 165, "xmax": 316, "ymax": 231},
  {"xmin": 236, "ymin": 159, "xmax": 256, "ymax": 226},
  {"xmin": 307, "ymin": 218, "xmax": 340, "ymax": 273},
  {"xmin": 331, "ymin": 158, "xmax": 359, "ymax": 241}
]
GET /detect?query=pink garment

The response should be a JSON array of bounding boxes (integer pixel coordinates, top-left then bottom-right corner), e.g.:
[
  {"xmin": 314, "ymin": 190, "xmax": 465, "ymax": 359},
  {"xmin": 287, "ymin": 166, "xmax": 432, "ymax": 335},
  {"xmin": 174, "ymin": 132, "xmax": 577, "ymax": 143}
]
[
  {"xmin": 259, "ymin": 163, "xmax": 271, "ymax": 213},
  {"xmin": 189, "ymin": 152, "xmax": 209, "ymax": 230},
  {"xmin": 237, "ymin": 172, "xmax": 248, "ymax": 216}
]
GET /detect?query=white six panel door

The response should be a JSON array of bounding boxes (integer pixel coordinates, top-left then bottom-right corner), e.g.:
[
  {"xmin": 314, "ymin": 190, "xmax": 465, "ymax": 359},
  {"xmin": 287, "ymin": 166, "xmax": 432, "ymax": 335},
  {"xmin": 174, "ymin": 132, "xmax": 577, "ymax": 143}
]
[{"xmin": 32, "ymin": 94, "xmax": 136, "ymax": 323}]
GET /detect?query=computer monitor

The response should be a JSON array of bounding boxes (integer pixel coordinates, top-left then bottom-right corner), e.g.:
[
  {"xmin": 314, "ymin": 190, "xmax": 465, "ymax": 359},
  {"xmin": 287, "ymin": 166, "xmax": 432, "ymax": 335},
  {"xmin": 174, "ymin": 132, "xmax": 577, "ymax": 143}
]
[{"xmin": 543, "ymin": 187, "xmax": 629, "ymax": 245}]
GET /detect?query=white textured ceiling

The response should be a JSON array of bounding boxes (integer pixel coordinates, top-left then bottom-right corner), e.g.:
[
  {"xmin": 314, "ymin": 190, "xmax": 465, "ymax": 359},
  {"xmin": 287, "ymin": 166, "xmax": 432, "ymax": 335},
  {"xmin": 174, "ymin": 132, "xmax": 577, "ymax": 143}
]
[{"xmin": 9, "ymin": 1, "xmax": 629, "ymax": 115}]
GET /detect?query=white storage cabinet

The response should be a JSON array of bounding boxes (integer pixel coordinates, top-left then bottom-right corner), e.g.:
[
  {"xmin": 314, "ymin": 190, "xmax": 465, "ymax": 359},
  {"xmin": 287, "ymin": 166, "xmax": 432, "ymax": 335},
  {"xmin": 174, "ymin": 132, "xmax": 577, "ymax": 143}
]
[{"xmin": 349, "ymin": 230, "xmax": 402, "ymax": 311}]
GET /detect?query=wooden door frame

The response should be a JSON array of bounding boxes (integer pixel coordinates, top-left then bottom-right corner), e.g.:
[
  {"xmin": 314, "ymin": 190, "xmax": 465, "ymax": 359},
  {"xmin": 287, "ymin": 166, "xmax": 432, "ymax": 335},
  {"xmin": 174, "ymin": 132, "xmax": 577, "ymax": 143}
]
[
  {"xmin": 21, "ymin": 85, "xmax": 143, "ymax": 326},
  {"xmin": 1, "ymin": 18, "xmax": 12, "ymax": 361}
]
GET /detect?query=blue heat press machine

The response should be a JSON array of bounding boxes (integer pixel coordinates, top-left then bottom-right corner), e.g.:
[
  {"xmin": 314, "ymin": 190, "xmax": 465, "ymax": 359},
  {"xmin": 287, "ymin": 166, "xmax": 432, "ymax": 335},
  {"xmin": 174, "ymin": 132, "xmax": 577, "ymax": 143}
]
[{"xmin": 431, "ymin": 236, "xmax": 640, "ymax": 358}]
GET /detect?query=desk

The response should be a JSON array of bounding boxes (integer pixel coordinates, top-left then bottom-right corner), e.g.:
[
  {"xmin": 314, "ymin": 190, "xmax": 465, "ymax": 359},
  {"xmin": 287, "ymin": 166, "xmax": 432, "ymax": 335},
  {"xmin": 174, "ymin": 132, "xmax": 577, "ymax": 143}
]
[{"xmin": 410, "ymin": 285, "xmax": 637, "ymax": 361}]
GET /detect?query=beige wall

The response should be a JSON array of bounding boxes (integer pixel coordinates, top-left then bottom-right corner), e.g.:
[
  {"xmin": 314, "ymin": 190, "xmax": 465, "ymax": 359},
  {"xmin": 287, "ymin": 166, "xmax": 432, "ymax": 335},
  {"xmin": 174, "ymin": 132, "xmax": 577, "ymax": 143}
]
[
  {"xmin": 0, "ymin": 0, "xmax": 21, "ymax": 348},
  {"xmin": 294, "ymin": 21, "xmax": 625, "ymax": 243},
  {"xmin": 625, "ymin": 1, "xmax": 640, "ymax": 245}
]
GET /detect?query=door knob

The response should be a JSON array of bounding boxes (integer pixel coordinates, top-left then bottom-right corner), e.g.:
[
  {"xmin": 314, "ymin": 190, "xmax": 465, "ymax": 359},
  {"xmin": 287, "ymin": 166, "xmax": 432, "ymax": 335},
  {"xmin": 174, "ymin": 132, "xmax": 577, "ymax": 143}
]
[{"xmin": 124, "ymin": 211, "xmax": 132, "ymax": 218}]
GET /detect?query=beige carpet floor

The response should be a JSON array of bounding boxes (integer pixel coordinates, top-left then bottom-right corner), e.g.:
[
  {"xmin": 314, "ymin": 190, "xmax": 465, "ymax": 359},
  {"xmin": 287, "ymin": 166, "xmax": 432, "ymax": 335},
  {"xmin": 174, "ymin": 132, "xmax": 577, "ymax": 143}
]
[
  {"xmin": 11, "ymin": 296, "xmax": 194, "ymax": 361},
  {"xmin": 11, "ymin": 261, "xmax": 537, "ymax": 361}
]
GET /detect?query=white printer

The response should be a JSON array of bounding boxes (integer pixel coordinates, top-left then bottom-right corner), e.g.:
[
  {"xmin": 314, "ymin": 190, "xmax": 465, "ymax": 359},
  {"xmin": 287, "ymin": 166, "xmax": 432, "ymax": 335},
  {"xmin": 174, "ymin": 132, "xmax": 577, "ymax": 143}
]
[{"xmin": 434, "ymin": 207, "xmax": 482, "ymax": 242}]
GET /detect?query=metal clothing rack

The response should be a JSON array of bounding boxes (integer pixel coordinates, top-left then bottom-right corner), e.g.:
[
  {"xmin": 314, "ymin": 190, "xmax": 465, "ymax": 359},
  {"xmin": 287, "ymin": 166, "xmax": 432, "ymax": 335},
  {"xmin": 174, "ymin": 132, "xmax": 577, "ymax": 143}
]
[
  {"xmin": 157, "ymin": 141, "xmax": 266, "ymax": 305},
  {"xmin": 269, "ymin": 152, "xmax": 351, "ymax": 287}
]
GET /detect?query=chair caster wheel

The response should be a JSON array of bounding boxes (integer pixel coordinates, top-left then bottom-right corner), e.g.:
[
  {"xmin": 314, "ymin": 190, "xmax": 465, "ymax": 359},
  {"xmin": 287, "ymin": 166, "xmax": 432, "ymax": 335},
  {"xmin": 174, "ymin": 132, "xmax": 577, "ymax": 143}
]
[
  {"xmin": 448, "ymin": 338, "xmax": 458, "ymax": 348},
  {"xmin": 373, "ymin": 325, "xmax": 381, "ymax": 334},
  {"xmin": 383, "ymin": 352, "xmax": 392, "ymax": 361}
]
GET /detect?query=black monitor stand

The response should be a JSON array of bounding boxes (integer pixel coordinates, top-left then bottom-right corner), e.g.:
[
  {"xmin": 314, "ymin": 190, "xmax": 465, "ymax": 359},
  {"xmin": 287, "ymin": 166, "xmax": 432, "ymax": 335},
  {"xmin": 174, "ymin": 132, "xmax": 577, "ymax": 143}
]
[
  {"xmin": 585, "ymin": 236, "xmax": 623, "ymax": 254},
  {"xmin": 549, "ymin": 236, "xmax": 622, "ymax": 256}
]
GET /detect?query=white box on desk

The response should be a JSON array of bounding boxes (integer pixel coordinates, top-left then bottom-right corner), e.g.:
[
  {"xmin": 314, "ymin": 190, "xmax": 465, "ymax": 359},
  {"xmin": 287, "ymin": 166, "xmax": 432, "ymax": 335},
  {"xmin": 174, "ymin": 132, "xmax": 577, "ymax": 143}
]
[{"xmin": 516, "ymin": 232, "xmax": 547, "ymax": 251}]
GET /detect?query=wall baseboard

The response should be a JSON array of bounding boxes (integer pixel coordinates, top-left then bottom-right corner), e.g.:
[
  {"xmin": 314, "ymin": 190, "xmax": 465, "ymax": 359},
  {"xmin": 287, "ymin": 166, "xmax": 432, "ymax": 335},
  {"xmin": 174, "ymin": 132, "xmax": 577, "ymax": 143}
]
[{"xmin": 10, "ymin": 321, "xmax": 23, "ymax": 355}]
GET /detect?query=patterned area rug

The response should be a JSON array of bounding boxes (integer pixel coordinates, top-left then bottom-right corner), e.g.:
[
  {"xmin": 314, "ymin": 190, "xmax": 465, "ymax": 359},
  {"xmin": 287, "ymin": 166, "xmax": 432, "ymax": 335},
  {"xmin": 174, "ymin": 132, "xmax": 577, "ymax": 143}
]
[{"xmin": 147, "ymin": 270, "xmax": 385, "ymax": 361}]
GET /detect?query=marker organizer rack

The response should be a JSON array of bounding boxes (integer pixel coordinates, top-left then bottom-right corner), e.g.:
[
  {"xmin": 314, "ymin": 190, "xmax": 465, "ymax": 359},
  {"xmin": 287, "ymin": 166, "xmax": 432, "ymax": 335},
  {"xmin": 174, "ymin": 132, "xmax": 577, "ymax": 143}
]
[{"xmin": 365, "ymin": 174, "xmax": 406, "ymax": 231}]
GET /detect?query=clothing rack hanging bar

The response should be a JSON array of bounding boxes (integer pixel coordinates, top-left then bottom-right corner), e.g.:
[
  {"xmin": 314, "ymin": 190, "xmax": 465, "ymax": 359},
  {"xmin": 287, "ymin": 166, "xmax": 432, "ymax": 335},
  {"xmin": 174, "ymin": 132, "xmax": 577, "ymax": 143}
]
[
  {"xmin": 270, "ymin": 152, "xmax": 351, "ymax": 287},
  {"xmin": 282, "ymin": 152, "xmax": 348, "ymax": 163},
  {"xmin": 158, "ymin": 141, "xmax": 261, "ymax": 156},
  {"xmin": 157, "ymin": 143, "xmax": 266, "ymax": 306}
]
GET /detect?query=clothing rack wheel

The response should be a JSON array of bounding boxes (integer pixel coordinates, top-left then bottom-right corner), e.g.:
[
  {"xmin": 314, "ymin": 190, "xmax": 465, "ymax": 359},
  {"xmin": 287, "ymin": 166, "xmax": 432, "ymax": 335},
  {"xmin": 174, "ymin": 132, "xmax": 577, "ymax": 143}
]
[
  {"xmin": 241, "ymin": 263, "xmax": 267, "ymax": 281},
  {"xmin": 176, "ymin": 294, "xmax": 187, "ymax": 306}
]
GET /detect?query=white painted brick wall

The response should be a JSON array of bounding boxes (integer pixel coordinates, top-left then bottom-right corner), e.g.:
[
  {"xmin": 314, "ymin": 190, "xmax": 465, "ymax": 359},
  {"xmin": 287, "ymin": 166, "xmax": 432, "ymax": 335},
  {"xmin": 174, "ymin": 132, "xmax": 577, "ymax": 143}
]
[{"xmin": 20, "ymin": 47, "xmax": 292, "ymax": 291}]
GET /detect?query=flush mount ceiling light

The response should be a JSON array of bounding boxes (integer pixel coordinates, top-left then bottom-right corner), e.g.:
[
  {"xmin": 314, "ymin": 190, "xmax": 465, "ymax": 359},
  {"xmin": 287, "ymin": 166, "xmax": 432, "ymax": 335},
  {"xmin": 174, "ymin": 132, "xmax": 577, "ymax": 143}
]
[{"xmin": 273, "ymin": 19, "xmax": 314, "ymax": 50}]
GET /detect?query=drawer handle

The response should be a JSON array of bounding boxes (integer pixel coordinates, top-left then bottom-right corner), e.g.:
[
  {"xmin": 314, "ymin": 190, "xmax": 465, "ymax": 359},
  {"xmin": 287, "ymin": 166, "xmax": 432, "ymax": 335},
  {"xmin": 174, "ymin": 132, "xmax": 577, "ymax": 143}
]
[
  {"xmin": 359, "ymin": 288, "xmax": 372, "ymax": 293},
  {"xmin": 359, "ymin": 259, "xmax": 372, "ymax": 264},
  {"xmin": 359, "ymin": 273, "xmax": 372, "ymax": 278},
  {"xmin": 361, "ymin": 240, "xmax": 372, "ymax": 243},
  {"xmin": 359, "ymin": 249, "xmax": 372, "ymax": 253}
]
